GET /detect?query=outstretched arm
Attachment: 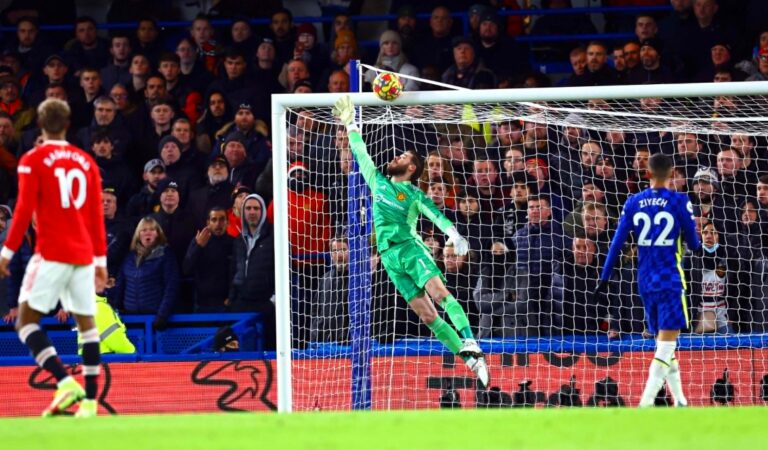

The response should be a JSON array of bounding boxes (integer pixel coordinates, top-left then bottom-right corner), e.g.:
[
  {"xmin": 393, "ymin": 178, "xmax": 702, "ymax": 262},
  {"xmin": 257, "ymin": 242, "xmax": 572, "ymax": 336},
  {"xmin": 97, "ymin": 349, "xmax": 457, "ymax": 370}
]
[
  {"xmin": 417, "ymin": 194, "xmax": 468, "ymax": 256},
  {"xmin": 333, "ymin": 95, "xmax": 380, "ymax": 190}
]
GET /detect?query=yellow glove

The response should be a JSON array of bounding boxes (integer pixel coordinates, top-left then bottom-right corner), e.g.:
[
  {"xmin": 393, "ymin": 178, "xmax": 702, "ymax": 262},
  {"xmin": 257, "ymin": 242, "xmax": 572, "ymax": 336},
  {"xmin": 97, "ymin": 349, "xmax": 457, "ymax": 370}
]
[{"xmin": 332, "ymin": 95, "xmax": 356, "ymax": 129}]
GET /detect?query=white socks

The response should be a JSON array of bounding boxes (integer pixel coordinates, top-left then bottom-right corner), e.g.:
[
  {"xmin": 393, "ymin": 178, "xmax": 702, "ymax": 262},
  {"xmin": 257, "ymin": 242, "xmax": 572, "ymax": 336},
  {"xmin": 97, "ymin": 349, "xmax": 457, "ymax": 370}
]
[
  {"xmin": 666, "ymin": 358, "xmax": 688, "ymax": 406},
  {"xmin": 639, "ymin": 341, "xmax": 677, "ymax": 407}
]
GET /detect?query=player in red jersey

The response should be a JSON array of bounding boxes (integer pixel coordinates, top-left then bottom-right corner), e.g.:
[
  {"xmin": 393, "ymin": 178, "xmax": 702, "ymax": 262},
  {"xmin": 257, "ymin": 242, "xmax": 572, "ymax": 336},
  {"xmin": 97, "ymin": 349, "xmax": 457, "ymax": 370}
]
[{"xmin": 0, "ymin": 99, "xmax": 107, "ymax": 418}]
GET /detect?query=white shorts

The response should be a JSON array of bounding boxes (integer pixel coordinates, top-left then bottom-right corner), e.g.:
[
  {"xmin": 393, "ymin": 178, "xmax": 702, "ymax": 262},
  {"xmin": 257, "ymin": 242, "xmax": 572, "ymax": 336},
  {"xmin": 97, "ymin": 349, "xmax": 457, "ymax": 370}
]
[{"xmin": 19, "ymin": 254, "xmax": 96, "ymax": 316}]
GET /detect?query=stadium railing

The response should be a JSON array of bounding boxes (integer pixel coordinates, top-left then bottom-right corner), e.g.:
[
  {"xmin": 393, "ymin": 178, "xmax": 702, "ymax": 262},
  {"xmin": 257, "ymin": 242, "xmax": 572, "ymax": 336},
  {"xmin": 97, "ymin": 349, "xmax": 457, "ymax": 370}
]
[{"xmin": 0, "ymin": 312, "xmax": 263, "ymax": 360}]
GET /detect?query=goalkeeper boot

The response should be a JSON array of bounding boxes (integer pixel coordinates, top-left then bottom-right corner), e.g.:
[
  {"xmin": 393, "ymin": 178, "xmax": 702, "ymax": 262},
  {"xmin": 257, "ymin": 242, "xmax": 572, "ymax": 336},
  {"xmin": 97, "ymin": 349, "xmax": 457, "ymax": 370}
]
[
  {"xmin": 466, "ymin": 356, "xmax": 490, "ymax": 389},
  {"xmin": 75, "ymin": 399, "xmax": 98, "ymax": 418},
  {"xmin": 458, "ymin": 338, "xmax": 483, "ymax": 359},
  {"xmin": 42, "ymin": 377, "xmax": 85, "ymax": 417}
]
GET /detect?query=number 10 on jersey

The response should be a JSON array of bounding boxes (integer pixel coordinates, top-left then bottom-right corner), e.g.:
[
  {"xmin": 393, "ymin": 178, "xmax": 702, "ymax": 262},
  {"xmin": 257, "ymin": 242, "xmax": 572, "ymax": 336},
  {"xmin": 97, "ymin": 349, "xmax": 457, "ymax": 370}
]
[{"xmin": 54, "ymin": 167, "xmax": 87, "ymax": 209}]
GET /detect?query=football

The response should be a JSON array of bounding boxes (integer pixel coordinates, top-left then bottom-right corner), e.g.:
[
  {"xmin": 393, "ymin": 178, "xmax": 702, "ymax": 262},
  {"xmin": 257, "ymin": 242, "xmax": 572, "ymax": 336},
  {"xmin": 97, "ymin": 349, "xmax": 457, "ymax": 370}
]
[{"xmin": 372, "ymin": 72, "xmax": 403, "ymax": 101}]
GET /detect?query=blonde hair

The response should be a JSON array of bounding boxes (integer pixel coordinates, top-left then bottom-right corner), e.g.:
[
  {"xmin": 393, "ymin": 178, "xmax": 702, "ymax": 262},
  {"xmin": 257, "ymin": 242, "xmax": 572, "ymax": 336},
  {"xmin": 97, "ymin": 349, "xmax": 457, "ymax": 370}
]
[
  {"xmin": 37, "ymin": 98, "xmax": 71, "ymax": 134},
  {"xmin": 130, "ymin": 216, "xmax": 168, "ymax": 252}
]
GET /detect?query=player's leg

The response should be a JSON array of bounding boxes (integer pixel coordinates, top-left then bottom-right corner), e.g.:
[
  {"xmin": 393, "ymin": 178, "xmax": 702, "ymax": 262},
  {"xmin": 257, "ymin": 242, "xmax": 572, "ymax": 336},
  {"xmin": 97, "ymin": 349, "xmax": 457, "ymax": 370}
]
[
  {"xmin": 423, "ymin": 276, "xmax": 480, "ymax": 356},
  {"xmin": 409, "ymin": 294, "xmax": 462, "ymax": 354},
  {"xmin": 381, "ymin": 247, "xmax": 489, "ymax": 386},
  {"xmin": 423, "ymin": 276, "xmax": 473, "ymax": 339},
  {"xmin": 639, "ymin": 291, "xmax": 687, "ymax": 407},
  {"xmin": 665, "ymin": 346, "xmax": 687, "ymax": 407},
  {"xmin": 409, "ymin": 294, "xmax": 489, "ymax": 387},
  {"xmin": 16, "ymin": 303, "xmax": 69, "ymax": 382},
  {"xmin": 65, "ymin": 264, "xmax": 100, "ymax": 418},
  {"xmin": 72, "ymin": 314, "xmax": 99, "ymax": 417},
  {"xmin": 17, "ymin": 256, "xmax": 85, "ymax": 416}
]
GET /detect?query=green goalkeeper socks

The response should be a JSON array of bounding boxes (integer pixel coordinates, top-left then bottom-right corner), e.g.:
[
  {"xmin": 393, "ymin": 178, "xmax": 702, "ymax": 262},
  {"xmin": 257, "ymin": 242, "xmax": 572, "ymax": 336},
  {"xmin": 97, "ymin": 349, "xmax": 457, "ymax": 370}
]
[
  {"xmin": 427, "ymin": 316, "xmax": 463, "ymax": 355},
  {"xmin": 441, "ymin": 295, "xmax": 474, "ymax": 339}
]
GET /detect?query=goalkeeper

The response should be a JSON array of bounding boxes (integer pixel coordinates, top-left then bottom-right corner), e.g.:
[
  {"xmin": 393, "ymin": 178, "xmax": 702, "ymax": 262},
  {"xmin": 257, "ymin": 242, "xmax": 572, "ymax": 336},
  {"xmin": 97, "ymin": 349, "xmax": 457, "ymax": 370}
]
[{"xmin": 333, "ymin": 96, "xmax": 489, "ymax": 387}]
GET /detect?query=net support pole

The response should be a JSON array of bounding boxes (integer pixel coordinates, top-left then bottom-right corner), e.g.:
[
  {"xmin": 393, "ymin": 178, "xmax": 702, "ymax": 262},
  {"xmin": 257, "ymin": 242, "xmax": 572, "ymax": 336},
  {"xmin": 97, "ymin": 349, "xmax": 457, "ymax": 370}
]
[
  {"xmin": 272, "ymin": 95, "xmax": 293, "ymax": 413},
  {"xmin": 347, "ymin": 59, "xmax": 373, "ymax": 410}
]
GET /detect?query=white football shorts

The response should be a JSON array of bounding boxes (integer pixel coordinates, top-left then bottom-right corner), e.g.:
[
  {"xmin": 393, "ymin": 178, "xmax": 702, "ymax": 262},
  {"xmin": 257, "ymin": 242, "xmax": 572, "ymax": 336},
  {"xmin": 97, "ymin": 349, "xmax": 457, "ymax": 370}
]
[{"xmin": 19, "ymin": 254, "xmax": 96, "ymax": 316}]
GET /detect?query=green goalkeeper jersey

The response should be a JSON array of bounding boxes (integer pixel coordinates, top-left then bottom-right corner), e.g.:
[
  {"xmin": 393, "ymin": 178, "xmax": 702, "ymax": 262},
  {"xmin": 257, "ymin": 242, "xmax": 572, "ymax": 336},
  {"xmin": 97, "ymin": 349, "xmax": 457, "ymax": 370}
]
[{"xmin": 348, "ymin": 131, "xmax": 454, "ymax": 253}]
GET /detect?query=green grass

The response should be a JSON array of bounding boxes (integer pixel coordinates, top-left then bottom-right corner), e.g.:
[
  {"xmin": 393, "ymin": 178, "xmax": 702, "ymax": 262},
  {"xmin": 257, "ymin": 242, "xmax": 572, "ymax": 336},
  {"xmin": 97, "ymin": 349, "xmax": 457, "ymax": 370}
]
[{"xmin": 1, "ymin": 408, "xmax": 764, "ymax": 450}]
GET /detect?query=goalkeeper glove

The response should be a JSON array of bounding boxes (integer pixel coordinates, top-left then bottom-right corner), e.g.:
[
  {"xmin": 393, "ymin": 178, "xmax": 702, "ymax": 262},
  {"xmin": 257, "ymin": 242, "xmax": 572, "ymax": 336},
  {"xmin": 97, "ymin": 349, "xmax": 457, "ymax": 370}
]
[
  {"xmin": 445, "ymin": 226, "xmax": 469, "ymax": 256},
  {"xmin": 332, "ymin": 95, "xmax": 357, "ymax": 131}
]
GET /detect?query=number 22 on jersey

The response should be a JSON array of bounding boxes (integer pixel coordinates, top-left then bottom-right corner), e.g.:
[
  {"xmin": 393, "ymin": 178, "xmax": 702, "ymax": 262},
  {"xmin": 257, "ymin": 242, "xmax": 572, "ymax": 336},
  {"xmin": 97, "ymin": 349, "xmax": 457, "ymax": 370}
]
[{"xmin": 633, "ymin": 211, "xmax": 675, "ymax": 247}]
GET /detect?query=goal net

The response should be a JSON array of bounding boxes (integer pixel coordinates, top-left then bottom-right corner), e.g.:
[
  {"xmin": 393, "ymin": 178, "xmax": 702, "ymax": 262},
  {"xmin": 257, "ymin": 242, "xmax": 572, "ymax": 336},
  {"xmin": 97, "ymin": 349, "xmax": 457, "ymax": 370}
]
[{"xmin": 272, "ymin": 82, "xmax": 768, "ymax": 411}]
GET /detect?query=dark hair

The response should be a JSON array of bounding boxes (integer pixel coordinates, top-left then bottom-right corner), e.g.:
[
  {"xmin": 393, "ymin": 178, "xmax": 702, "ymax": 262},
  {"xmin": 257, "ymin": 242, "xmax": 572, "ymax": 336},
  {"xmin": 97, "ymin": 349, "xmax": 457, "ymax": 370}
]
[
  {"xmin": 80, "ymin": 67, "xmax": 100, "ymax": 77},
  {"xmin": 111, "ymin": 32, "xmax": 131, "ymax": 43},
  {"xmin": 193, "ymin": 13, "xmax": 212, "ymax": 24},
  {"xmin": 408, "ymin": 151, "xmax": 425, "ymax": 183},
  {"xmin": 208, "ymin": 206, "xmax": 227, "ymax": 216},
  {"xmin": 701, "ymin": 220, "xmax": 720, "ymax": 234},
  {"xmin": 635, "ymin": 13, "xmax": 656, "ymax": 22},
  {"xmin": 587, "ymin": 40, "xmax": 607, "ymax": 51},
  {"xmin": 91, "ymin": 129, "xmax": 112, "ymax": 144},
  {"xmin": 16, "ymin": 16, "xmax": 38, "ymax": 28},
  {"xmin": 158, "ymin": 51, "xmax": 181, "ymax": 65},
  {"xmin": 138, "ymin": 16, "xmax": 158, "ymax": 27},
  {"xmin": 758, "ymin": 174, "xmax": 768, "ymax": 185},
  {"xmin": 151, "ymin": 99, "xmax": 175, "ymax": 110},
  {"xmin": 223, "ymin": 47, "xmax": 246, "ymax": 60},
  {"xmin": 648, "ymin": 152, "xmax": 673, "ymax": 178},
  {"xmin": 528, "ymin": 194, "xmax": 551, "ymax": 207},
  {"xmin": 273, "ymin": 7, "xmax": 293, "ymax": 22},
  {"xmin": 45, "ymin": 82, "xmax": 65, "ymax": 92},
  {"xmin": 75, "ymin": 16, "xmax": 97, "ymax": 27}
]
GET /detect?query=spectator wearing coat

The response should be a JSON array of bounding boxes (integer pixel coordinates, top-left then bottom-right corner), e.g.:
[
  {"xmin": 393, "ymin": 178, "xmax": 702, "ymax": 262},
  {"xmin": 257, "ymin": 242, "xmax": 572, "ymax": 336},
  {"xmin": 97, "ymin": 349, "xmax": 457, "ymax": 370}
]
[{"xmin": 113, "ymin": 216, "xmax": 179, "ymax": 330}]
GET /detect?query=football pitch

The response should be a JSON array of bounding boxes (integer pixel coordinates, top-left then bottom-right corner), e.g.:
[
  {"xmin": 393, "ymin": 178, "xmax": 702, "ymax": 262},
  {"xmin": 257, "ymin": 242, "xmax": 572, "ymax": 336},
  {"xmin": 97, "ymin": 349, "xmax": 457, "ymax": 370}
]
[{"xmin": 1, "ymin": 407, "xmax": 763, "ymax": 450}]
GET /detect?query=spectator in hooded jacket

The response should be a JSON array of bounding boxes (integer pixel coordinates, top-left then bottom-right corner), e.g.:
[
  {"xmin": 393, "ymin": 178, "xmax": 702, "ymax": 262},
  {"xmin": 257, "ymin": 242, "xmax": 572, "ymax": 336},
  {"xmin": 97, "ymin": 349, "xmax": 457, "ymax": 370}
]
[
  {"xmin": 230, "ymin": 193, "xmax": 275, "ymax": 349},
  {"xmin": 113, "ymin": 216, "xmax": 179, "ymax": 330}
]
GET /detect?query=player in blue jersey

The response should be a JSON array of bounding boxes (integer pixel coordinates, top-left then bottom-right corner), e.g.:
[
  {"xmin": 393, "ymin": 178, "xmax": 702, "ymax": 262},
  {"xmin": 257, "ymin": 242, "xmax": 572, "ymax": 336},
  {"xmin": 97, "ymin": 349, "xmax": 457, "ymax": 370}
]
[{"xmin": 595, "ymin": 153, "xmax": 701, "ymax": 407}]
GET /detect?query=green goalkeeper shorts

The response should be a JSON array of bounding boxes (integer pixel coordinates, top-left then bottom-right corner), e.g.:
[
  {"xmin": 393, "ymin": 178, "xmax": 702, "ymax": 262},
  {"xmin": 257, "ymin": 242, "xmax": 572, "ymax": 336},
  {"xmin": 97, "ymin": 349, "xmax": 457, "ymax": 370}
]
[{"xmin": 380, "ymin": 240, "xmax": 444, "ymax": 302}]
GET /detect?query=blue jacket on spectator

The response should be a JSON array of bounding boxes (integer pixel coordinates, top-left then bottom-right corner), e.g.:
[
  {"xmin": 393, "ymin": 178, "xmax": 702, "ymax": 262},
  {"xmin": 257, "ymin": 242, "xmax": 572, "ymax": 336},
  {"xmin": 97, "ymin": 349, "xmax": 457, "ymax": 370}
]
[
  {"xmin": 511, "ymin": 220, "xmax": 569, "ymax": 276},
  {"xmin": 114, "ymin": 244, "xmax": 179, "ymax": 319}
]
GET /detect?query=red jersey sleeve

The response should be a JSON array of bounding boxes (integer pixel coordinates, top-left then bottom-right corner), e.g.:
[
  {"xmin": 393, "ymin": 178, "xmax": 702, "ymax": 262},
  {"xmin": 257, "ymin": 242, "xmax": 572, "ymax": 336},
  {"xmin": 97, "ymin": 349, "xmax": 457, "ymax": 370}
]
[{"xmin": 86, "ymin": 154, "xmax": 107, "ymax": 265}]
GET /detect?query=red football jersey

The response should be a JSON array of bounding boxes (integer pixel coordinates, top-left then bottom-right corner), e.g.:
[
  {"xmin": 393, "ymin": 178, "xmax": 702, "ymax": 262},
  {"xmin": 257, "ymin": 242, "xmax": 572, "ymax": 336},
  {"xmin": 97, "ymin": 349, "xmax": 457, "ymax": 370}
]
[{"xmin": 2, "ymin": 140, "xmax": 107, "ymax": 265}]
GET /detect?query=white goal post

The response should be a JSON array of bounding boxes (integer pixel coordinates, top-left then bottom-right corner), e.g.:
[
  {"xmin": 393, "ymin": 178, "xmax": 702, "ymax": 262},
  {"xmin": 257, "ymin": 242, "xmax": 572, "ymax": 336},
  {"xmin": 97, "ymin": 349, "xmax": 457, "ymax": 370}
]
[{"xmin": 272, "ymin": 81, "xmax": 768, "ymax": 413}]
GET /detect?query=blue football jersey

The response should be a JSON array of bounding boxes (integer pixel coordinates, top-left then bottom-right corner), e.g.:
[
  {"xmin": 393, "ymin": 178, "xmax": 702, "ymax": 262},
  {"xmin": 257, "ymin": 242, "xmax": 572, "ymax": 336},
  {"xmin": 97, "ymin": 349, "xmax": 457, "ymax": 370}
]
[{"xmin": 601, "ymin": 187, "xmax": 701, "ymax": 294}]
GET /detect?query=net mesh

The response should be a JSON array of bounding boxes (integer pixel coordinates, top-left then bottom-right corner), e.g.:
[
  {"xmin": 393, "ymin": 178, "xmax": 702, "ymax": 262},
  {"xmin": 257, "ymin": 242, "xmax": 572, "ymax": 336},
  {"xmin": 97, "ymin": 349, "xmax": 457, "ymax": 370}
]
[{"xmin": 282, "ymin": 94, "xmax": 768, "ymax": 410}]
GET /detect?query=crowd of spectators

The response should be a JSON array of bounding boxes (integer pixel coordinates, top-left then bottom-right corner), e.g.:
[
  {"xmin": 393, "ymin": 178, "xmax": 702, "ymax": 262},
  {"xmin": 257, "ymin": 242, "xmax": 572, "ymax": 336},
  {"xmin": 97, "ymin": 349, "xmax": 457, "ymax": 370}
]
[{"xmin": 1, "ymin": 1, "xmax": 768, "ymax": 350}]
